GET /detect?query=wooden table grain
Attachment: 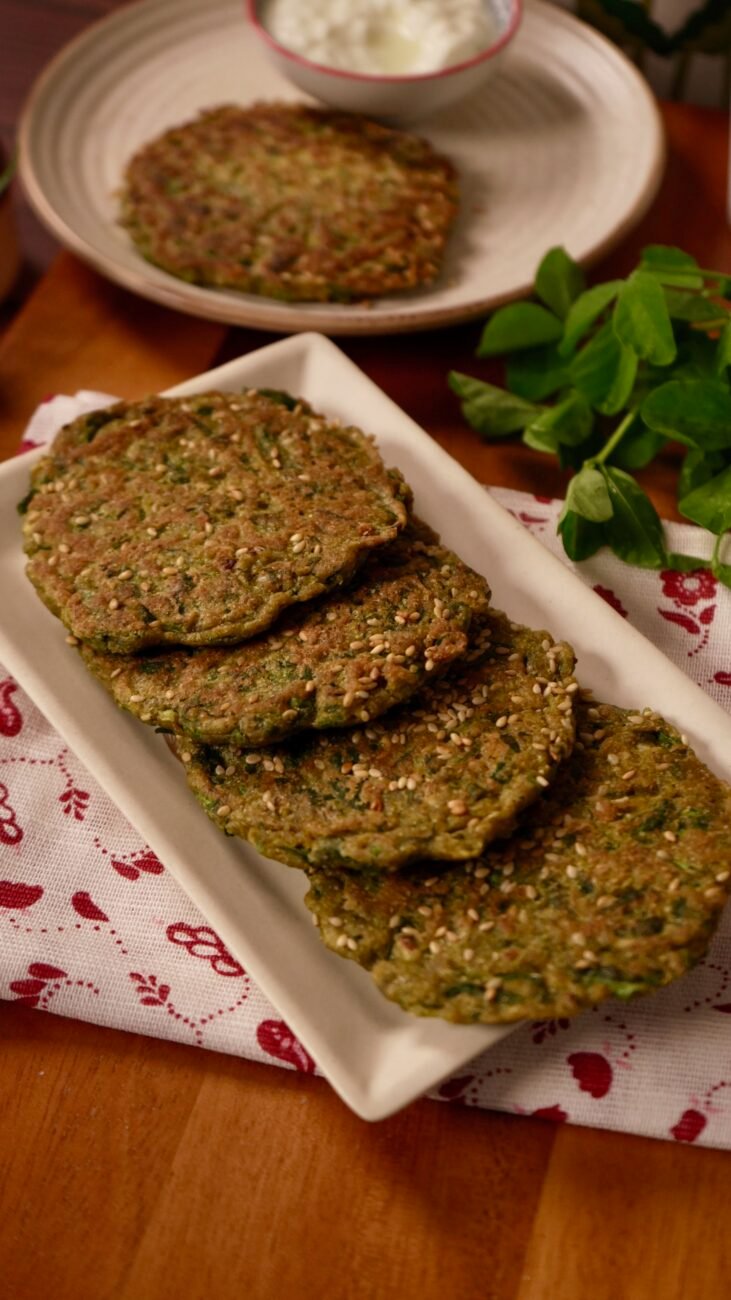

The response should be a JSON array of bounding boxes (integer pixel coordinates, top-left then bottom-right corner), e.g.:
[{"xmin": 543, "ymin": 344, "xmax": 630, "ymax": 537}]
[{"xmin": 1, "ymin": 99, "xmax": 731, "ymax": 1300}]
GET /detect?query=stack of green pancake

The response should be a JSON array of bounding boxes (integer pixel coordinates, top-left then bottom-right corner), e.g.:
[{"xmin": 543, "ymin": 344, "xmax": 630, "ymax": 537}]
[{"xmin": 21, "ymin": 389, "xmax": 731, "ymax": 1026}]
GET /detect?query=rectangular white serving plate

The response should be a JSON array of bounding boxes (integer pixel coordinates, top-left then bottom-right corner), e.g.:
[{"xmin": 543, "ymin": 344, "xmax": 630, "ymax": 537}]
[{"xmin": 2, "ymin": 332, "xmax": 730, "ymax": 1121}]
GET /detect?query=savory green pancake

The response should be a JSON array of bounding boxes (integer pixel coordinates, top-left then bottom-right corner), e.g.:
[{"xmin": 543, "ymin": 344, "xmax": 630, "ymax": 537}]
[
  {"xmin": 120, "ymin": 102, "xmax": 459, "ymax": 303},
  {"xmin": 305, "ymin": 699, "xmax": 731, "ymax": 1023},
  {"xmin": 80, "ymin": 518, "xmax": 491, "ymax": 745},
  {"xmin": 21, "ymin": 389, "xmax": 408, "ymax": 652},
  {"xmin": 180, "ymin": 610, "xmax": 577, "ymax": 870}
]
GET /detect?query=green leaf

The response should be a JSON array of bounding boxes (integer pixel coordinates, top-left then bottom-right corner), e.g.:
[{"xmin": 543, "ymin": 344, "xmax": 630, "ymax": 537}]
[
  {"xmin": 677, "ymin": 448, "xmax": 727, "ymax": 499},
  {"xmin": 663, "ymin": 290, "xmax": 726, "ymax": 323},
  {"xmin": 597, "ymin": 344, "xmax": 638, "ymax": 417},
  {"xmin": 522, "ymin": 392, "xmax": 594, "ymax": 455},
  {"xmin": 613, "ymin": 272, "xmax": 677, "ymax": 366},
  {"xmin": 711, "ymin": 560, "xmax": 731, "ymax": 590},
  {"xmin": 559, "ymin": 281, "xmax": 623, "ymax": 357},
  {"xmin": 564, "ymin": 464, "xmax": 613, "ymax": 522},
  {"xmin": 477, "ymin": 303, "xmax": 563, "ymax": 357},
  {"xmin": 640, "ymin": 246, "xmax": 703, "ymax": 289},
  {"xmin": 667, "ymin": 552, "xmax": 714, "ymax": 573},
  {"xmin": 535, "ymin": 247, "xmax": 586, "ymax": 321},
  {"xmin": 570, "ymin": 319, "xmax": 636, "ymax": 412},
  {"xmin": 505, "ymin": 345, "xmax": 571, "ymax": 401},
  {"xmin": 557, "ymin": 509, "xmax": 605, "ymax": 561},
  {"xmin": 641, "ymin": 246, "xmax": 699, "ymax": 271},
  {"xmin": 715, "ymin": 322, "xmax": 731, "ymax": 377},
  {"xmin": 641, "ymin": 379, "xmax": 731, "ymax": 451},
  {"xmin": 611, "ymin": 424, "xmax": 666, "ymax": 470},
  {"xmin": 602, "ymin": 466, "xmax": 667, "ymax": 568},
  {"xmin": 448, "ymin": 372, "xmax": 539, "ymax": 437},
  {"xmin": 679, "ymin": 465, "xmax": 731, "ymax": 534}
]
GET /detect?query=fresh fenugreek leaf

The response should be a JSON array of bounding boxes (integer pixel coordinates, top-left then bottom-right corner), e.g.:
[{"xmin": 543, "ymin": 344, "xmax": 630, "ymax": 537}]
[
  {"xmin": 559, "ymin": 281, "xmax": 623, "ymax": 358},
  {"xmin": 597, "ymin": 345, "xmax": 638, "ymax": 417},
  {"xmin": 640, "ymin": 246, "xmax": 699, "ymax": 271},
  {"xmin": 639, "ymin": 246, "xmax": 703, "ymax": 290},
  {"xmin": 663, "ymin": 290, "xmax": 725, "ymax": 324},
  {"xmin": 613, "ymin": 272, "xmax": 677, "ymax": 366},
  {"xmin": 711, "ymin": 559, "xmax": 731, "ymax": 589},
  {"xmin": 556, "ymin": 509, "xmax": 605, "ymax": 561},
  {"xmin": 476, "ymin": 302, "xmax": 563, "ymax": 357},
  {"xmin": 677, "ymin": 448, "xmax": 727, "ymax": 499},
  {"xmin": 505, "ymin": 345, "xmax": 570, "ymax": 401},
  {"xmin": 602, "ymin": 466, "xmax": 667, "ymax": 568},
  {"xmin": 642, "ymin": 379, "xmax": 731, "ymax": 451},
  {"xmin": 667, "ymin": 551, "xmax": 715, "ymax": 574},
  {"xmin": 534, "ymin": 246, "xmax": 586, "ymax": 321},
  {"xmin": 522, "ymin": 392, "xmax": 593, "ymax": 454},
  {"xmin": 570, "ymin": 320, "xmax": 636, "ymax": 411},
  {"xmin": 448, "ymin": 373, "xmax": 539, "ymax": 437},
  {"xmin": 452, "ymin": 242, "xmax": 731, "ymax": 582},
  {"xmin": 564, "ymin": 464, "xmax": 613, "ymax": 522},
  {"xmin": 610, "ymin": 424, "xmax": 666, "ymax": 471},
  {"xmin": 715, "ymin": 321, "xmax": 731, "ymax": 377},
  {"xmin": 679, "ymin": 465, "xmax": 731, "ymax": 534}
]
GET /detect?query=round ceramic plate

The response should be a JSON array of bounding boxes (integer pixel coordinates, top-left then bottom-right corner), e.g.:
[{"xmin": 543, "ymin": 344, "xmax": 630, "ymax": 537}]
[{"xmin": 19, "ymin": 0, "xmax": 664, "ymax": 336}]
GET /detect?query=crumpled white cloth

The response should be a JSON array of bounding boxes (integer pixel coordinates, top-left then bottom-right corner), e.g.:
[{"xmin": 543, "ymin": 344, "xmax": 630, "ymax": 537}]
[{"xmin": 2, "ymin": 393, "xmax": 730, "ymax": 1146}]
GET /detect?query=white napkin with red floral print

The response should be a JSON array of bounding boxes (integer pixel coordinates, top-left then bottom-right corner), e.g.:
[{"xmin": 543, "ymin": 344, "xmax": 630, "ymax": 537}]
[{"xmin": 2, "ymin": 393, "xmax": 731, "ymax": 1145}]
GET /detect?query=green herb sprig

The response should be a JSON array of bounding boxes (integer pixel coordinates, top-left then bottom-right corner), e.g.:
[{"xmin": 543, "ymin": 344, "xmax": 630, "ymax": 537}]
[{"xmin": 449, "ymin": 245, "xmax": 731, "ymax": 588}]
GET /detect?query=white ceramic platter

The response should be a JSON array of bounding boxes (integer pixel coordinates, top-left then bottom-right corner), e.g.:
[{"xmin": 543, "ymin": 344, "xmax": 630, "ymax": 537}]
[
  {"xmin": 19, "ymin": 0, "xmax": 664, "ymax": 336},
  {"xmin": 1, "ymin": 334, "xmax": 730, "ymax": 1119}
]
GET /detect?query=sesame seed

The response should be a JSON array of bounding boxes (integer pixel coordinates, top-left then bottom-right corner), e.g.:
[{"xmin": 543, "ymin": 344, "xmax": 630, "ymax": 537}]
[
  {"xmin": 429, "ymin": 941, "xmax": 440, "ymax": 955},
  {"xmin": 282, "ymin": 709, "xmax": 297, "ymax": 722},
  {"xmin": 463, "ymin": 949, "xmax": 474, "ymax": 961},
  {"xmin": 65, "ymin": 634, "xmax": 79, "ymax": 647},
  {"xmin": 621, "ymin": 769, "xmax": 636, "ymax": 781},
  {"xmin": 663, "ymin": 830, "xmax": 677, "ymax": 842},
  {"xmin": 448, "ymin": 799, "xmax": 468, "ymax": 816},
  {"xmin": 495, "ymin": 716, "xmax": 508, "ymax": 729},
  {"xmin": 108, "ymin": 598, "xmax": 119, "ymax": 611},
  {"xmin": 217, "ymin": 804, "xmax": 231, "ymax": 817},
  {"xmin": 536, "ymin": 775, "xmax": 550, "ymax": 788},
  {"xmin": 716, "ymin": 871, "xmax": 730, "ymax": 883},
  {"xmin": 328, "ymin": 916, "xmax": 342, "ymax": 927}
]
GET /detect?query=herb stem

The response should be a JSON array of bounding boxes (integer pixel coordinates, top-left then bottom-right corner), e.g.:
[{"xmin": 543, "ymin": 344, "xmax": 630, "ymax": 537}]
[
  {"xmin": 594, "ymin": 410, "xmax": 639, "ymax": 466},
  {"xmin": 712, "ymin": 532, "xmax": 726, "ymax": 566}
]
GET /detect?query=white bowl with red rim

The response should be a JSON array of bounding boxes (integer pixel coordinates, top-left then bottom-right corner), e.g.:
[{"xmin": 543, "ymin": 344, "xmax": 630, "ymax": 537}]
[{"xmin": 246, "ymin": 0, "xmax": 522, "ymax": 122}]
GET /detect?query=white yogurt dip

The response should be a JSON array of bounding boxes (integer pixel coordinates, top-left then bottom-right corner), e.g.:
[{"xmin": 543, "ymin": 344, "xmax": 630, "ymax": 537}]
[{"xmin": 262, "ymin": 0, "xmax": 498, "ymax": 76}]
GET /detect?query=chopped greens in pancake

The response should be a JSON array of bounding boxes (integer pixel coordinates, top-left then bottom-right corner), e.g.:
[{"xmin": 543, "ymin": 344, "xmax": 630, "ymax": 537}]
[
  {"xmin": 179, "ymin": 610, "xmax": 577, "ymax": 871},
  {"xmin": 22, "ymin": 389, "xmax": 408, "ymax": 652},
  {"xmin": 120, "ymin": 103, "xmax": 459, "ymax": 303},
  {"xmin": 80, "ymin": 518, "xmax": 491, "ymax": 745},
  {"xmin": 305, "ymin": 699, "xmax": 731, "ymax": 1023}
]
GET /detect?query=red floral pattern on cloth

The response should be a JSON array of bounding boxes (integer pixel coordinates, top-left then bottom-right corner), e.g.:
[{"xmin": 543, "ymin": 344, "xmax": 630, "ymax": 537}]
[{"xmin": 2, "ymin": 398, "xmax": 731, "ymax": 1146}]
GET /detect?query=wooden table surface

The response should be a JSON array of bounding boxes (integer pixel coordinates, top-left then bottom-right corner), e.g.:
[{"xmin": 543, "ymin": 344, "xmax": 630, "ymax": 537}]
[{"xmin": 1, "ymin": 89, "xmax": 731, "ymax": 1299}]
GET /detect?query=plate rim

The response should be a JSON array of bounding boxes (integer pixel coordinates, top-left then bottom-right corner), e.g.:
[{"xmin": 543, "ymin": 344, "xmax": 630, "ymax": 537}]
[{"xmin": 17, "ymin": 0, "xmax": 665, "ymax": 336}]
